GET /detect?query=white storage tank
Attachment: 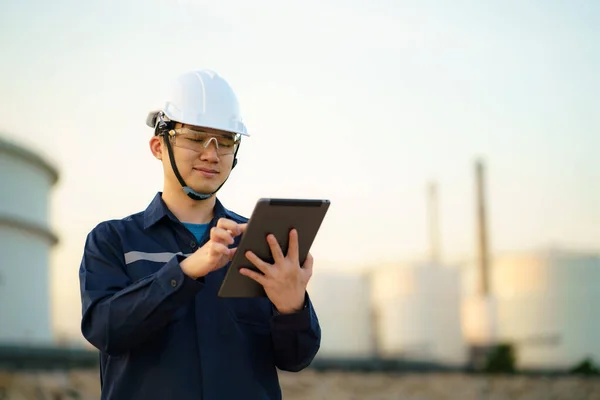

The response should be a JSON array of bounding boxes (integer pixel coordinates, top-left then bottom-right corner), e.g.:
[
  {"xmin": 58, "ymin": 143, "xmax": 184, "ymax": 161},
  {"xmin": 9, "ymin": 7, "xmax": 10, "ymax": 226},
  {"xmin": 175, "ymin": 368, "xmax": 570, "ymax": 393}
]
[
  {"xmin": 490, "ymin": 249, "xmax": 600, "ymax": 370},
  {"xmin": 308, "ymin": 268, "xmax": 375, "ymax": 358},
  {"xmin": 460, "ymin": 262, "xmax": 499, "ymax": 346},
  {"xmin": 0, "ymin": 135, "xmax": 59, "ymax": 345},
  {"xmin": 369, "ymin": 262, "xmax": 467, "ymax": 366}
]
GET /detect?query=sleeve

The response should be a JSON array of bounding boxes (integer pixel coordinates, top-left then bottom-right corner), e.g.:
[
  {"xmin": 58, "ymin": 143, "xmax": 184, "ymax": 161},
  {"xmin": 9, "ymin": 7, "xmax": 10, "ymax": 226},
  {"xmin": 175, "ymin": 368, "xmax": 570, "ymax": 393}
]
[
  {"xmin": 269, "ymin": 291, "xmax": 321, "ymax": 372},
  {"xmin": 79, "ymin": 222, "xmax": 204, "ymax": 356}
]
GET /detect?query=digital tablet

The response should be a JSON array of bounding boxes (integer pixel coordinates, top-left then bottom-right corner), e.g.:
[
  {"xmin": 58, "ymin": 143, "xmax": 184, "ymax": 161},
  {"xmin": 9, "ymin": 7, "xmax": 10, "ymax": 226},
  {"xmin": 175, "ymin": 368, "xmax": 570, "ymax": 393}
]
[{"xmin": 217, "ymin": 198, "xmax": 331, "ymax": 298}]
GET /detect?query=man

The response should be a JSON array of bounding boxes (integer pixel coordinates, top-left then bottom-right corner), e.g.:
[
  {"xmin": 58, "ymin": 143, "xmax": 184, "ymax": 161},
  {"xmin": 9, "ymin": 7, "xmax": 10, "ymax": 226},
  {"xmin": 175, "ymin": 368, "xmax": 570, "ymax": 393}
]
[{"xmin": 78, "ymin": 69, "xmax": 321, "ymax": 400}]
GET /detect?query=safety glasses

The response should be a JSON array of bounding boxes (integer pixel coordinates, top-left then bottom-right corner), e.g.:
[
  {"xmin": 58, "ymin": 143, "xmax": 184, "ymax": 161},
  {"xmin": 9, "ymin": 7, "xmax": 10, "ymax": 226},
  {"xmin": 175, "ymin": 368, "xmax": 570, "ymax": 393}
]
[{"xmin": 167, "ymin": 127, "xmax": 240, "ymax": 156}]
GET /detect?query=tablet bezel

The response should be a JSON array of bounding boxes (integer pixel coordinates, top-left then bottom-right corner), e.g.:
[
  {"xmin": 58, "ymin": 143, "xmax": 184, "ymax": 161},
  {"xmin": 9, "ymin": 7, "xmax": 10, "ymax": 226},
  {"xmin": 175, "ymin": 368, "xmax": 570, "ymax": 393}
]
[{"xmin": 217, "ymin": 198, "xmax": 330, "ymax": 298}]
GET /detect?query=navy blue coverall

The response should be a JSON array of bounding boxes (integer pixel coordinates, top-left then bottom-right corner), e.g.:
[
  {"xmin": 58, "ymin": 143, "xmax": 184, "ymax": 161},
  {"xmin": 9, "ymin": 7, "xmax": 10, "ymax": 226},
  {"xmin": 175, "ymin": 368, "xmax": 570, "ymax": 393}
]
[{"xmin": 79, "ymin": 192, "xmax": 321, "ymax": 399}]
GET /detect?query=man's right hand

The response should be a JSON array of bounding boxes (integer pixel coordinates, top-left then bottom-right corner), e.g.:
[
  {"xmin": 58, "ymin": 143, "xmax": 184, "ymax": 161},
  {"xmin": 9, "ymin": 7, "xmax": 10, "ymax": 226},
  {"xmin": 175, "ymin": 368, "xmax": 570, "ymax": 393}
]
[{"xmin": 180, "ymin": 218, "xmax": 247, "ymax": 279}]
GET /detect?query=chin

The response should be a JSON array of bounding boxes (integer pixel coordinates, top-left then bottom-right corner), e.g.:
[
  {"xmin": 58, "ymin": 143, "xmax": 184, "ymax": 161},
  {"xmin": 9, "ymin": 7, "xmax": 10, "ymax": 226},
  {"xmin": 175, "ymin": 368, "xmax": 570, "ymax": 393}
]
[{"xmin": 187, "ymin": 181, "xmax": 224, "ymax": 195}]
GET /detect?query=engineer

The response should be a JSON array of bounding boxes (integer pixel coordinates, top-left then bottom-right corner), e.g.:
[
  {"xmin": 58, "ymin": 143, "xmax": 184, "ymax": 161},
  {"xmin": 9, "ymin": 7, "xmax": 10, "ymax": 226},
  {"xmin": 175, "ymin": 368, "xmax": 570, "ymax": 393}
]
[{"xmin": 78, "ymin": 69, "xmax": 321, "ymax": 400}]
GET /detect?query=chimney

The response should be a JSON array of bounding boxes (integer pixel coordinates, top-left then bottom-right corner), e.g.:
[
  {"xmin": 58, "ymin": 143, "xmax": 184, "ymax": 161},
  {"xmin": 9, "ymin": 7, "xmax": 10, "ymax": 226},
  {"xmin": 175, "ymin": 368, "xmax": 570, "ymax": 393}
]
[
  {"xmin": 427, "ymin": 181, "xmax": 441, "ymax": 264},
  {"xmin": 475, "ymin": 159, "xmax": 490, "ymax": 296}
]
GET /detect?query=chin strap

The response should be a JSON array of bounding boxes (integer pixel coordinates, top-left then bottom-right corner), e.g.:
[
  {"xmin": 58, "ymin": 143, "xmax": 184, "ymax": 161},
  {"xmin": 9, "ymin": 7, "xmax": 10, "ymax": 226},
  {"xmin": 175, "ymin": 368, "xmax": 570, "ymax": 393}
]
[{"xmin": 156, "ymin": 112, "xmax": 239, "ymax": 201}]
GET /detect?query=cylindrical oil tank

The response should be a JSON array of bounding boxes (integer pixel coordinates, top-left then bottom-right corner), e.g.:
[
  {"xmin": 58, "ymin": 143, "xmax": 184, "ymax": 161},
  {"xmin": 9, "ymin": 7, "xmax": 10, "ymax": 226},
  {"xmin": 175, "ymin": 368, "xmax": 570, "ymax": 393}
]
[
  {"xmin": 369, "ymin": 262, "xmax": 467, "ymax": 366},
  {"xmin": 307, "ymin": 269, "xmax": 375, "ymax": 358},
  {"xmin": 490, "ymin": 250, "xmax": 600, "ymax": 370},
  {"xmin": 460, "ymin": 262, "xmax": 499, "ymax": 346},
  {"xmin": 0, "ymin": 135, "xmax": 59, "ymax": 345}
]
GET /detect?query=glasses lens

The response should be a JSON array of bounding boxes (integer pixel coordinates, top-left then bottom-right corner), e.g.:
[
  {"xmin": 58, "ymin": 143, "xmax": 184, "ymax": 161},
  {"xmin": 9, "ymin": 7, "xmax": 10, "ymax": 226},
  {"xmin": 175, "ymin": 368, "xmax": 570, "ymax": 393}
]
[{"xmin": 171, "ymin": 128, "xmax": 238, "ymax": 155}]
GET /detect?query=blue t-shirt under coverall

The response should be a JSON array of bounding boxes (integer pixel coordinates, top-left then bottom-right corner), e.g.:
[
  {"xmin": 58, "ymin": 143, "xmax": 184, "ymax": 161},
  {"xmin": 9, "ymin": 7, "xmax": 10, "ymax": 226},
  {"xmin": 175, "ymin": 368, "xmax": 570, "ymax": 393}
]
[{"xmin": 78, "ymin": 192, "xmax": 321, "ymax": 400}]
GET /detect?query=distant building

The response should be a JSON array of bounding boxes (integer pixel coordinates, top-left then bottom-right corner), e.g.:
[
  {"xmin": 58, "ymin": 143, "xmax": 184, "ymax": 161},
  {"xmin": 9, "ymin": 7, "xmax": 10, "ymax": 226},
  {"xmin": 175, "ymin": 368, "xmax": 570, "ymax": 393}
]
[
  {"xmin": 369, "ymin": 261, "xmax": 467, "ymax": 366},
  {"xmin": 462, "ymin": 248, "xmax": 600, "ymax": 370},
  {"xmin": 308, "ymin": 269, "xmax": 376, "ymax": 359},
  {"xmin": 308, "ymin": 260, "xmax": 468, "ymax": 367},
  {"xmin": 0, "ymin": 135, "xmax": 59, "ymax": 345}
]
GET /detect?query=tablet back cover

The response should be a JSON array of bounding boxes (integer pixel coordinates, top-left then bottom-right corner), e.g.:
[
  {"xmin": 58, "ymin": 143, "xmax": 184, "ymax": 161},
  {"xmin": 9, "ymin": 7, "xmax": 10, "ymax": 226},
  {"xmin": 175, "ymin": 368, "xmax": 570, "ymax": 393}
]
[{"xmin": 218, "ymin": 198, "xmax": 330, "ymax": 298}]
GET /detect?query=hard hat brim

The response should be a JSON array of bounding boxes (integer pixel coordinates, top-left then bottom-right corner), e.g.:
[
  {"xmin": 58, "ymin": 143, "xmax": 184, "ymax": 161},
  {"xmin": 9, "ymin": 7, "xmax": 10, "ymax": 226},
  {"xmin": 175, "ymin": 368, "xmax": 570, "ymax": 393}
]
[{"xmin": 146, "ymin": 110, "xmax": 250, "ymax": 137}]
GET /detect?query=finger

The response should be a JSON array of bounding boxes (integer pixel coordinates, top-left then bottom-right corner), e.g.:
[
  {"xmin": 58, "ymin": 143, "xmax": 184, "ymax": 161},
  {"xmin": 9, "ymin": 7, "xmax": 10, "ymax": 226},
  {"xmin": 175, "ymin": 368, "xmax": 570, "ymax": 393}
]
[
  {"xmin": 245, "ymin": 251, "xmax": 271, "ymax": 275},
  {"xmin": 239, "ymin": 268, "xmax": 267, "ymax": 286},
  {"xmin": 303, "ymin": 252, "xmax": 314, "ymax": 278},
  {"xmin": 209, "ymin": 242, "xmax": 231, "ymax": 258},
  {"xmin": 210, "ymin": 227, "xmax": 234, "ymax": 245},
  {"xmin": 226, "ymin": 223, "xmax": 248, "ymax": 239},
  {"xmin": 266, "ymin": 234, "xmax": 285, "ymax": 264},
  {"xmin": 288, "ymin": 228, "xmax": 299, "ymax": 262},
  {"xmin": 216, "ymin": 218, "xmax": 242, "ymax": 235}
]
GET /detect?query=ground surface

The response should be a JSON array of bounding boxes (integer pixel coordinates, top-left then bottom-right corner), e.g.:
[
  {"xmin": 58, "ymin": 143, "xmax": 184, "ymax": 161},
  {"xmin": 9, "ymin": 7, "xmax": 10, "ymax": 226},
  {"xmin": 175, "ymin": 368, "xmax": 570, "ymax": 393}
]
[{"xmin": 0, "ymin": 369, "xmax": 599, "ymax": 399}]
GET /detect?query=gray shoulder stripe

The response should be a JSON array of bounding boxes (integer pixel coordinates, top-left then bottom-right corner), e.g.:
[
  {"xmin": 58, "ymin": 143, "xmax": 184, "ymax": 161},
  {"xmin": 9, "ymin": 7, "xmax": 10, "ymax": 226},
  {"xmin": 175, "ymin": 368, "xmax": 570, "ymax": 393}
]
[{"xmin": 124, "ymin": 251, "xmax": 192, "ymax": 265}]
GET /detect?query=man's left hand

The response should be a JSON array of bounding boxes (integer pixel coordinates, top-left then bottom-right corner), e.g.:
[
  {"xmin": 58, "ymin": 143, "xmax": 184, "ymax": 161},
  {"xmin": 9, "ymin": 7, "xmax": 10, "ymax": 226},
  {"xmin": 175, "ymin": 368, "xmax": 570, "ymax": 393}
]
[{"xmin": 240, "ymin": 229, "xmax": 312, "ymax": 314}]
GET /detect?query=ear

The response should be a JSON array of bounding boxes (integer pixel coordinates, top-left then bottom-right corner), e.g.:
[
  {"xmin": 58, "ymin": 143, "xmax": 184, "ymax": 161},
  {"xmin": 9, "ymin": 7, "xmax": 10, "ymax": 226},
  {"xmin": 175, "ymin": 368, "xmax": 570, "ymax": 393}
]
[{"xmin": 149, "ymin": 136, "xmax": 163, "ymax": 160}]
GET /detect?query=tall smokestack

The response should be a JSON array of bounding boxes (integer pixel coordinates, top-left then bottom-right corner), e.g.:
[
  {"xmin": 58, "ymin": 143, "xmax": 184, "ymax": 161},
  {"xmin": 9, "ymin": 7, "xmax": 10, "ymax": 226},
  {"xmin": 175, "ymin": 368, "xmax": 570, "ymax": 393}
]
[
  {"xmin": 475, "ymin": 159, "xmax": 490, "ymax": 296},
  {"xmin": 427, "ymin": 181, "xmax": 441, "ymax": 264}
]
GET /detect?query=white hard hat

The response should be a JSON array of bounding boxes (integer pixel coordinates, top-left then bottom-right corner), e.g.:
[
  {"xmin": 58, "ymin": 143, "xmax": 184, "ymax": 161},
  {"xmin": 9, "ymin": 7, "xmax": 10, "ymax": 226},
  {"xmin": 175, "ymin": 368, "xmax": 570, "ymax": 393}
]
[{"xmin": 146, "ymin": 69, "xmax": 249, "ymax": 136}]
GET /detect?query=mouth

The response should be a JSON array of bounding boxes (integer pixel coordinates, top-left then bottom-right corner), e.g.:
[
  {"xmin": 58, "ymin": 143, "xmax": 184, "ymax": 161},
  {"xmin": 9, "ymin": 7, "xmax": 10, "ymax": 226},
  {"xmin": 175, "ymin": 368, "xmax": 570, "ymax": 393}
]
[{"xmin": 193, "ymin": 167, "xmax": 219, "ymax": 177}]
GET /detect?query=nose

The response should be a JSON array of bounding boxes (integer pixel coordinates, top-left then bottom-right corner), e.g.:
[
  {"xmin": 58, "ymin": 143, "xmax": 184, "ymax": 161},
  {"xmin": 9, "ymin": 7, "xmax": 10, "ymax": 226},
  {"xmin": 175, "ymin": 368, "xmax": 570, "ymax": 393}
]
[{"xmin": 200, "ymin": 137, "xmax": 219, "ymax": 160}]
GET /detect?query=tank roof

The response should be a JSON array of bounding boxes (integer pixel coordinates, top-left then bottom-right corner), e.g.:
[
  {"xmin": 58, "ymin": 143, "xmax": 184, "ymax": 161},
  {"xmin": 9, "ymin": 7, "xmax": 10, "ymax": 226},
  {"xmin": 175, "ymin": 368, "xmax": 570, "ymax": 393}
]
[{"xmin": 0, "ymin": 134, "xmax": 59, "ymax": 185}]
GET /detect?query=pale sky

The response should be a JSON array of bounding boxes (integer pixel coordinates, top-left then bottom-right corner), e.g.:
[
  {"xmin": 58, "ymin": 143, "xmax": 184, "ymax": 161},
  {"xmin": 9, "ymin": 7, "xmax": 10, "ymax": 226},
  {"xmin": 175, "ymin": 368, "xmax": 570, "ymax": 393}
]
[{"xmin": 1, "ymin": 0, "xmax": 599, "ymax": 341}]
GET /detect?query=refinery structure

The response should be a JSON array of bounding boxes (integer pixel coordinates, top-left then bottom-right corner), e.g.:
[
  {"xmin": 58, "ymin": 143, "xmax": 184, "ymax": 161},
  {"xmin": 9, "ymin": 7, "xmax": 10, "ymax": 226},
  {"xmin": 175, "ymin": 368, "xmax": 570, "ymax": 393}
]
[
  {"xmin": 308, "ymin": 159, "xmax": 600, "ymax": 371},
  {"xmin": 0, "ymin": 134, "xmax": 59, "ymax": 346}
]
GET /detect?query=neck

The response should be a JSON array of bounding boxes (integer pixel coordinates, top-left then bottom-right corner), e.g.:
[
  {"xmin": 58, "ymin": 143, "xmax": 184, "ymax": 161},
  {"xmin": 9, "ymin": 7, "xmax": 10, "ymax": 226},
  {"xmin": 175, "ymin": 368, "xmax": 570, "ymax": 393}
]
[{"xmin": 161, "ymin": 186, "xmax": 216, "ymax": 224}]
